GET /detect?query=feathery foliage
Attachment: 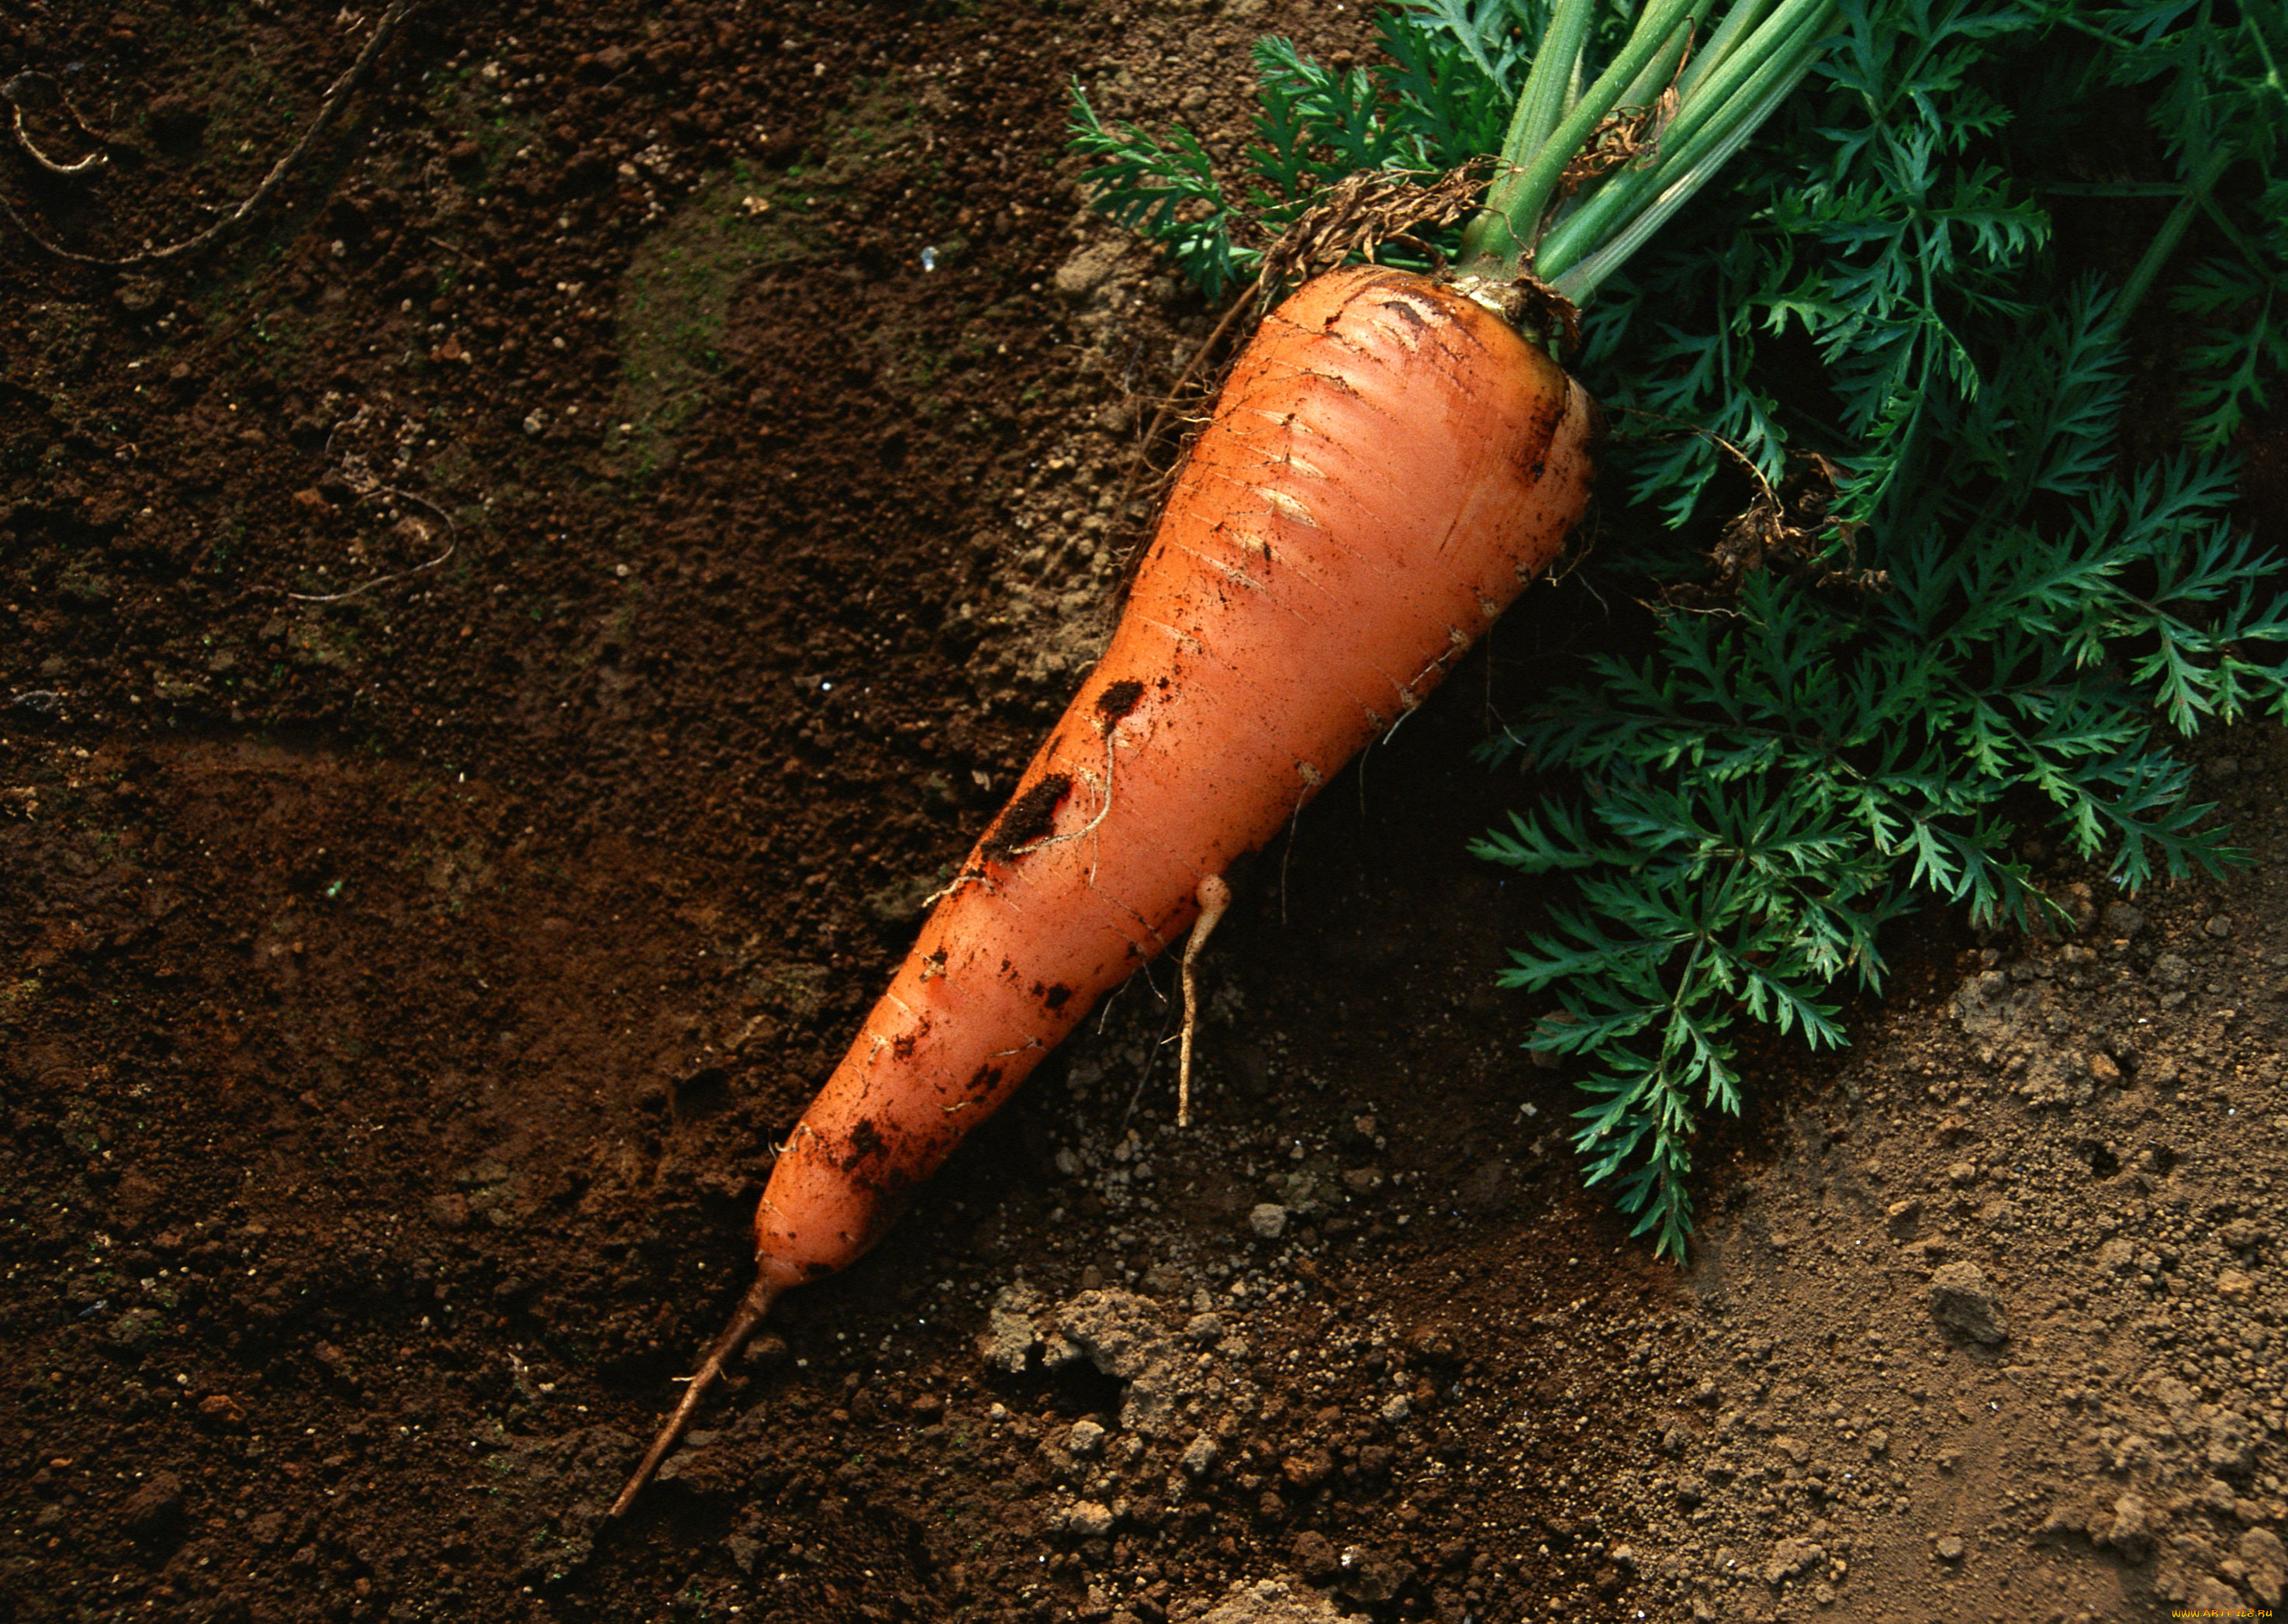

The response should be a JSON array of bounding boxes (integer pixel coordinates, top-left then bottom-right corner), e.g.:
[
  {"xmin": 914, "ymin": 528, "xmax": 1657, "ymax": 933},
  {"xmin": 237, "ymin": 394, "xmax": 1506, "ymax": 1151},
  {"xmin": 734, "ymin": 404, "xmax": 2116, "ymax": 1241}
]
[{"xmin": 1070, "ymin": 0, "xmax": 2288, "ymax": 1256}]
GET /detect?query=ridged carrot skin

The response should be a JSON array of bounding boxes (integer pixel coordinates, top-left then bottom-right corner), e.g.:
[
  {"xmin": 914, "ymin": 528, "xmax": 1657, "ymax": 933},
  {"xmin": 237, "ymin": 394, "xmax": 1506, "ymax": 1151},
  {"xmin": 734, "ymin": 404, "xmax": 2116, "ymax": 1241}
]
[{"xmin": 752, "ymin": 264, "xmax": 1598, "ymax": 1293}]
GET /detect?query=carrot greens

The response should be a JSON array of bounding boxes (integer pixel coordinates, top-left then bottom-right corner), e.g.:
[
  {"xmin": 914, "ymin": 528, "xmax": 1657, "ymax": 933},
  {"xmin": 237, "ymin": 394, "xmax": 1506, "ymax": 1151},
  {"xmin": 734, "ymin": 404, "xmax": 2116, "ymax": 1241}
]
[{"xmin": 1070, "ymin": 0, "xmax": 2288, "ymax": 1258}]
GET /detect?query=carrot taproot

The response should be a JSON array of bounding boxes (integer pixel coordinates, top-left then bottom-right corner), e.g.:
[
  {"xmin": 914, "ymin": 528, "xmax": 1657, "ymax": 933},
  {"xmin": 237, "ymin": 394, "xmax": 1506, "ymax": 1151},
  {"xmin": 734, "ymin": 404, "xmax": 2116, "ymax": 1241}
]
[{"xmin": 609, "ymin": 264, "xmax": 1595, "ymax": 1515}]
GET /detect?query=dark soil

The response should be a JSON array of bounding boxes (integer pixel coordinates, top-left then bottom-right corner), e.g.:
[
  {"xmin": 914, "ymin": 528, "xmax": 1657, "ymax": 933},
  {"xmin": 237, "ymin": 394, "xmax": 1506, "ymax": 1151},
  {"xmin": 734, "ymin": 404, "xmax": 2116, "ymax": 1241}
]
[{"xmin": 6, "ymin": 5, "xmax": 2288, "ymax": 1623}]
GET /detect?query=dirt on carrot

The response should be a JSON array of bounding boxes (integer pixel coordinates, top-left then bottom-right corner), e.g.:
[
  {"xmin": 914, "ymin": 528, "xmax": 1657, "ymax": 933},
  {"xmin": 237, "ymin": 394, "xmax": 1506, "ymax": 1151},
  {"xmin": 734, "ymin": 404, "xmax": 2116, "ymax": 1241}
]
[{"xmin": 5, "ymin": 3, "xmax": 2288, "ymax": 1623}]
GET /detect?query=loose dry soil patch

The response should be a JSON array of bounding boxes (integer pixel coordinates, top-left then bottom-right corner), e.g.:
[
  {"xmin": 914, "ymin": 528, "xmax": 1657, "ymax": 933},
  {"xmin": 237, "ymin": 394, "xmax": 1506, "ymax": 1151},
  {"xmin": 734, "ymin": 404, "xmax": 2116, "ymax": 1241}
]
[{"xmin": 5, "ymin": 3, "xmax": 2288, "ymax": 1622}]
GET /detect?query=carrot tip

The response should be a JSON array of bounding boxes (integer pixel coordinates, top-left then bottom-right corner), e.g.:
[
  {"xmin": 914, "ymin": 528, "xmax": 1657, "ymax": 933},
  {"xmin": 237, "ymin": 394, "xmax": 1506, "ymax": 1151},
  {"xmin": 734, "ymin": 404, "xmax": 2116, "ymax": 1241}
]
[{"xmin": 607, "ymin": 1273, "xmax": 780, "ymax": 1519}]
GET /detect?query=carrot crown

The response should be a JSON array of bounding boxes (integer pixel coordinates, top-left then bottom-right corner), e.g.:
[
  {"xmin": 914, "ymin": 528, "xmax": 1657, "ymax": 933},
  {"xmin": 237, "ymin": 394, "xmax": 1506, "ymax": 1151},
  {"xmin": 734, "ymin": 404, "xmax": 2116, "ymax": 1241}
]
[{"xmin": 1070, "ymin": 0, "xmax": 1840, "ymax": 306}]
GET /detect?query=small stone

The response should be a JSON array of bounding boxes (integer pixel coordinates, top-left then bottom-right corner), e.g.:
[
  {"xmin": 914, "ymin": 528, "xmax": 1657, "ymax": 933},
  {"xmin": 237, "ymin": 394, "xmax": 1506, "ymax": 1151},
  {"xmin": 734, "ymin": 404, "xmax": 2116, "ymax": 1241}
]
[
  {"xmin": 2096, "ymin": 1236, "xmax": 2137, "ymax": 1274},
  {"xmin": 2238, "ymin": 1528, "xmax": 2286, "ymax": 1605},
  {"xmin": 2102, "ymin": 901, "xmax": 2145, "ymax": 936},
  {"xmin": 2100, "ymin": 1494, "xmax": 2157, "ymax": 1563},
  {"xmin": 1884, "ymin": 1198, "xmax": 1923, "ymax": 1239},
  {"xmin": 1248, "ymin": 1203, "xmax": 1288, "ymax": 1240},
  {"xmin": 1281, "ymin": 1447, "xmax": 1332, "ymax": 1490},
  {"xmin": 145, "ymin": 92, "xmax": 207, "ymax": 146},
  {"xmin": 120, "ymin": 1471, "xmax": 184, "ymax": 1537},
  {"xmin": 1066, "ymin": 1419, "xmax": 1107, "ymax": 1457},
  {"xmin": 2206, "ymin": 914, "xmax": 2235, "ymax": 938},
  {"xmin": 2188, "ymin": 1576, "xmax": 2242, "ymax": 1609},
  {"xmin": 1180, "ymin": 1432, "xmax": 1219, "ymax": 1477},
  {"xmin": 1934, "ymin": 1535, "xmax": 1965, "ymax": 1564},
  {"xmin": 2217, "ymin": 1269, "xmax": 2255, "ymax": 1303},
  {"xmin": 523, "ymin": 409, "xmax": 548, "ymax": 437},
  {"xmin": 1052, "ymin": 1500, "xmax": 1116, "ymax": 1536},
  {"xmin": 1339, "ymin": 1167, "xmax": 1384, "ymax": 1196},
  {"xmin": 1052, "ymin": 240, "xmax": 1127, "ymax": 301},
  {"xmin": 1946, "ymin": 1159, "xmax": 1978, "ymax": 1187},
  {"xmin": 1927, "ymin": 1261, "xmax": 2009, "ymax": 1343},
  {"xmin": 107, "ymin": 1308, "xmax": 168, "ymax": 1351},
  {"xmin": 2088, "ymin": 1052, "xmax": 2122, "ymax": 1086},
  {"xmin": 1378, "ymin": 1393, "xmax": 1412, "ymax": 1425},
  {"xmin": 2151, "ymin": 952, "xmax": 2192, "ymax": 990},
  {"xmin": 1292, "ymin": 1529, "xmax": 1341, "ymax": 1583},
  {"xmin": 1762, "ymin": 1536, "xmax": 1824, "ymax": 1584},
  {"xmin": 116, "ymin": 277, "xmax": 164, "ymax": 315},
  {"xmin": 2221, "ymin": 1218, "xmax": 2263, "ymax": 1248},
  {"xmin": 1335, "ymin": 1546, "xmax": 1409, "ymax": 1603},
  {"xmin": 1197, "ymin": 1578, "xmax": 1351, "ymax": 1624},
  {"xmin": 977, "ymin": 1282, "xmax": 1043, "ymax": 1374}
]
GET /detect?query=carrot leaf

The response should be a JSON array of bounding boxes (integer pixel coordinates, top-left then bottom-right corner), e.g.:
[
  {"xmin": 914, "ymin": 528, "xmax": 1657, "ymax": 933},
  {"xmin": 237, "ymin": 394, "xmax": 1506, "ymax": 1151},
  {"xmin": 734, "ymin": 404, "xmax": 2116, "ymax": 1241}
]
[{"xmin": 1484, "ymin": 0, "xmax": 2288, "ymax": 1252}]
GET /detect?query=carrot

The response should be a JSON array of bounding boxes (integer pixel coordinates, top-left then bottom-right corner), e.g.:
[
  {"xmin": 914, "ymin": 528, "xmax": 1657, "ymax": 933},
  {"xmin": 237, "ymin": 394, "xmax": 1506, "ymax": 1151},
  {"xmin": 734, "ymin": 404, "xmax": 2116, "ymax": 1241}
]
[
  {"xmin": 612, "ymin": 0, "xmax": 1840, "ymax": 1515},
  {"xmin": 755, "ymin": 265, "xmax": 1595, "ymax": 1274},
  {"xmin": 607, "ymin": 267, "xmax": 1592, "ymax": 1513}
]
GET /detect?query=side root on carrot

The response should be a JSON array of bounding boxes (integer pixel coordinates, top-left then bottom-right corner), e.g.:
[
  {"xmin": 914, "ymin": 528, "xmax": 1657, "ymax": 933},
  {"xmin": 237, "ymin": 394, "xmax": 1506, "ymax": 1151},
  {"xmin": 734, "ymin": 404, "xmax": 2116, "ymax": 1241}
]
[{"xmin": 1178, "ymin": 874, "xmax": 1232, "ymax": 1129}]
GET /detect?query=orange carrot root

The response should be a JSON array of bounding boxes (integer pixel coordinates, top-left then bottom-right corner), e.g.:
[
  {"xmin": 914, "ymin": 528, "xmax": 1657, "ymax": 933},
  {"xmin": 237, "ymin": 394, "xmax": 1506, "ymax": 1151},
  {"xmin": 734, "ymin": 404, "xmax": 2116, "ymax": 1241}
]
[
  {"xmin": 1178, "ymin": 873, "xmax": 1232, "ymax": 1128},
  {"xmin": 608, "ymin": 1273, "xmax": 782, "ymax": 1518},
  {"xmin": 608, "ymin": 268, "xmax": 1595, "ymax": 1523}
]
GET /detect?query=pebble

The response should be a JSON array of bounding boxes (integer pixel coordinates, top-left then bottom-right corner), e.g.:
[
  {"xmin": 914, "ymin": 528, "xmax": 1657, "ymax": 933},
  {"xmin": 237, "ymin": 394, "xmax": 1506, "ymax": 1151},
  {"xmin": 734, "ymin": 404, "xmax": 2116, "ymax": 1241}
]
[
  {"xmin": 1051, "ymin": 240, "xmax": 1128, "ymax": 301},
  {"xmin": 120, "ymin": 1471, "xmax": 184, "ymax": 1536},
  {"xmin": 1197, "ymin": 1577, "xmax": 1351, "ymax": 1624},
  {"xmin": 1062, "ymin": 1499, "xmax": 1115, "ymax": 1537},
  {"xmin": 1927, "ymin": 1261, "xmax": 2010, "ymax": 1344},
  {"xmin": 1934, "ymin": 1535, "xmax": 1965, "ymax": 1563},
  {"xmin": 2099, "ymin": 1494, "xmax": 2156, "ymax": 1563},
  {"xmin": 1761, "ymin": 1536, "xmax": 1823, "ymax": 1583},
  {"xmin": 1067, "ymin": 1419, "xmax": 1107, "ymax": 1457},
  {"xmin": 1180, "ymin": 1433, "xmax": 1219, "ymax": 1477},
  {"xmin": 1248, "ymin": 1203, "xmax": 1288, "ymax": 1240}
]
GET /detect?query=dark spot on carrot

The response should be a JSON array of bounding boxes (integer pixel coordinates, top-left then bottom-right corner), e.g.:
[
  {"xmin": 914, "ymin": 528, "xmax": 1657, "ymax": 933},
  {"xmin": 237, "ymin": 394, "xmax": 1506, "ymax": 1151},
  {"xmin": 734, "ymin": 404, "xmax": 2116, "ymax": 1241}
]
[
  {"xmin": 966, "ymin": 1064, "xmax": 1003, "ymax": 1100},
  {"xmin": 1043, "ymin": 983, "xmax": 1073, "ymax": 1011},
  {"xmin": 1094, "ymin": 678, "xmax": 1146, "ymax": 724},
  {"xmin": 843, "ymin": 1117, "xmax": 888, "ymax": 1170},
  {"xmin": 891, "ymin": 1032, "xmax": 918, "ymax": 1060},
  {"xmin": 981, "ymin": 772, "xmax": 1071, "ymax": 862},
  {"xmin": 1377, "ymin": 298, "xmax": 1429, "ymax": 330}
]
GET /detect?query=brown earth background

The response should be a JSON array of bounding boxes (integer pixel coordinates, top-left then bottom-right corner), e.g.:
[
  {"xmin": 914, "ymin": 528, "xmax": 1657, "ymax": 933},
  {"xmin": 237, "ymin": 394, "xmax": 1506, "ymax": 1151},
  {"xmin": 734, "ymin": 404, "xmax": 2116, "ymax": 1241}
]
[{"xmin": 6, "ymin": 3, "xmax": 2288, "ymax": 1622}]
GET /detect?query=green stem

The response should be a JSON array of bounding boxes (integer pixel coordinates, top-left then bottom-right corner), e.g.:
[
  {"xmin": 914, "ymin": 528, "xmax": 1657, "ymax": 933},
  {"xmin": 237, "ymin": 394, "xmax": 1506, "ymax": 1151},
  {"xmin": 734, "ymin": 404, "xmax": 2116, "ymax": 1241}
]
[
  {"xmin": 1541, "ymin": 0, "xmax": 1837, "ymax": 295},
  {"xmin": 1460, "ymin": 0, "xmax": 1601, "ymax": 271},
  {"xmin": 2113, "ymin": 144, "xmax": 2236, "ymax": 323},
  {"xmin": 1462, "ymin": 0, "xmax": 1704, "ymax": 278},
  {"xmin": 1458, "ymin": 0, "xmax": 1838, "ymax": 292}
]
